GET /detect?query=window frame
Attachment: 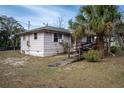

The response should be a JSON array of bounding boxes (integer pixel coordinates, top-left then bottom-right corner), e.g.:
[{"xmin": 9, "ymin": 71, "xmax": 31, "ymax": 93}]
[
  {"xmin": 87, "ymin": 36, "xmax": 92, "ymax": 43},
  {"xmin": 34, "ymin": 33, "xmax": 37, "ymax": 40},
  {"xmin": 54, "ymin": 33, "xmax": 58, "ymax": 42},
  {"xmin": 53, "ymin": 33, "xmax": 63, "ymax": 42}
]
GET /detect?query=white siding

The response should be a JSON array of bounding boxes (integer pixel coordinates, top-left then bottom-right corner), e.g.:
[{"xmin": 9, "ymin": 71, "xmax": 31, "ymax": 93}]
[
  {"xmin": 81, "ymin": 36, "xmax": 95, "ymax": 43},
  {"xmin": 20, "ymin": 31, "xmax": 71, "ymax": 57},
  {"xmin": 21, "ymin": 35, "xmax": 28, "ymax": 52},
  {"xmin": 21, "ymin": 32, "xmax": 44, "ymax": 57},
  {"xmin": 43, "ymin": 32, "xmax": 71, "ymax": 56},
  {"xmin": 81, "ymin": 36, "xmax": 87, "ymax": 42},
  {"xmin": 63, "ymin": 34, "xmax": 71, "ymax": 45}
]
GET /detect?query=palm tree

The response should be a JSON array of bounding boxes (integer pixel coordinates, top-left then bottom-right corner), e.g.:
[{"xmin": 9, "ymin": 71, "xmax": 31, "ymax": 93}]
[
  {"xmin": 69, "ymin": 5, "xmax": 122, "ymax": 57},
  {"xmin": 69, "ymin": 19, "xmax": 85, "ymax": 44}
]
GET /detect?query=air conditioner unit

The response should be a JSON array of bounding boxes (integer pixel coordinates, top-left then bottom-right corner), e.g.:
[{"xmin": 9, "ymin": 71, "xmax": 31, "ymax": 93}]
[{"xmin": 58, "ymin": 39, "xmax": 63, "ymax": 43}]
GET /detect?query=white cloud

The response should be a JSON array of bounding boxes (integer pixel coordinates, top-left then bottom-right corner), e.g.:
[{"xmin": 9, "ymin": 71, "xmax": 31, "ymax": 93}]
[
  {"xmin": 19, "ymin": 5, "xmax": 79, "ymax": 29},
  {"xmin": 18, "ymin": 6, "xmax": 60, "ymax": 29},
  {"xmin": 22, "ymin": 6, "xmax": 61, "ymax": 17}
]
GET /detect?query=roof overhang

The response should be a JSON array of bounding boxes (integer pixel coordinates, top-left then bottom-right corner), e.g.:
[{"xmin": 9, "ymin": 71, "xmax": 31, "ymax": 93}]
[{"xmin": 16, "ymin": 26, "xmax": 71, "ymax": 36}]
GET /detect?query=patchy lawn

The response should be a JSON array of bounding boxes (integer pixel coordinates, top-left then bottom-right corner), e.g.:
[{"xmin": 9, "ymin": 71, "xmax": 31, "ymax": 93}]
[{"xmin": 0, "ymin": 51, "xmax": 124, "ymax": 88}]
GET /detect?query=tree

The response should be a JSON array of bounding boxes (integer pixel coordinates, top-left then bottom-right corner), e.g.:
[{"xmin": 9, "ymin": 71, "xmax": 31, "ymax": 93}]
[
  {"xmin": 68, "ymin": 18, "xmax": 85, "ymax": 47},
  {"xmin": 0, "ymin": 15, "xmax": 25, "ymax": 49},
  {"xmin": 69, "ymin": 5, "xmax": 122, "ymax": 57},
  {"xmin": 57, "ymin": 16, "xmax": 64, "ymax": 28}
]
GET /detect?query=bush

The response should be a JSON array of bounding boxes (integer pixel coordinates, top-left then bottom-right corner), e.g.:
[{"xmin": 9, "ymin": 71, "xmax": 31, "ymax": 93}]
[
  {"xmin": 84, "ymin": 50, "xmax": 101, "ymax": 62},
  {"xmin": 110, "ymin": 46, "xmax": 118, "ymax": 54},
  {"xmin": 63, "ymin": 42, "xmax": 69, "ymax": 53}
]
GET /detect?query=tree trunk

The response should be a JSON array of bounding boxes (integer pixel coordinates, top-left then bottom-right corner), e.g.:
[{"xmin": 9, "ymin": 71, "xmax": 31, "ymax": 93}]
[
  {"xmin": 104, "ymin": 36, "xmax": 108, "ymax": 56},
  {"xmin": 68, "ymin": 44, "xmax": 70, "ymax": 58},
  {"xmin": 108, "ymin": 36, "xmax": 111, "ymax": 54},
  {"xmin": 106, "ymin": 35, "xmax": 111, "ymax": 56},
  {"xmin": 96, "ymin": 34, "xmax": 105, "ymax": 58},
  {"xmin": 74, "ymin": 38, "xmax": 77, "ymax": 52}
]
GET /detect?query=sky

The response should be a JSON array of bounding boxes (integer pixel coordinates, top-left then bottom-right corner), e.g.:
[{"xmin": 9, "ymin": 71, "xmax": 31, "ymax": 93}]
[
  {"xmin": 0, "ymin": 5, "xmax": 124, "ymax": 30},
  {"xmin": 0, "ymin": 5, "xmax": 80, "ymax": 30}
]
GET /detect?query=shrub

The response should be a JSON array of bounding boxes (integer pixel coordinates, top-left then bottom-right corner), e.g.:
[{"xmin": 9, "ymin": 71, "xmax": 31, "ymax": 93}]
[
  {"xmin": 84, "ymin": 50, "xmax": 101, "ymax": 62},
  {"xmin": 110, "ymin": 46, "xmax": 118, "ymax": 54},
  {"xmin": 63, "ymin": 42, "xmax": 69, "ymax": 53}
]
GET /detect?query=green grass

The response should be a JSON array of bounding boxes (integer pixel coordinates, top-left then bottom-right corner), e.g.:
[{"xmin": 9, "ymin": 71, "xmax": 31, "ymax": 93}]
[{"xmin": 0, "ymin": 51, "xmax": 124, "ymax": 87}]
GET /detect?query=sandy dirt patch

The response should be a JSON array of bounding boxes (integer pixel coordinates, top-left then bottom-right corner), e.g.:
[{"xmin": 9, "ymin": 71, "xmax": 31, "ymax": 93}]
[{"xmin": 4, "ymin": 57, "xmax": 29, "ymax": 66}]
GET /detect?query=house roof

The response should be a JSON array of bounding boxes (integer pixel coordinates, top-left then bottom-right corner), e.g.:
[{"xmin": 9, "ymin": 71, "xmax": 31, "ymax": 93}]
[{"xmin": 16, "ymin": 26, "xmax": 71, "ymax": 36}]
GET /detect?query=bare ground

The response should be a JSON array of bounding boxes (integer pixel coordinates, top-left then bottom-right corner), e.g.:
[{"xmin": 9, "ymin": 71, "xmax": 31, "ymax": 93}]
[{"xmin": 0, "ymin": 51, "xmax": 124, "ymax": 88}]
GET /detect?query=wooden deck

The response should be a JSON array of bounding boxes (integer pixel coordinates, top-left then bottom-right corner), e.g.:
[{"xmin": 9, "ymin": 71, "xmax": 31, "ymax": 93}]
[
  {"xmin": 48, "ymin": 42, "xmax": 95, "ymax": 67},
  {"xmin": 48, "ymin": 58, "xmax": 76, "ymax": 67}
]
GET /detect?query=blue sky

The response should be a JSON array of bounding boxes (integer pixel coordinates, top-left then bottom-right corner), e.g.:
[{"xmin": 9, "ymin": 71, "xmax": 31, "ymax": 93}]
[
  {"xmin": 0, "ymin": 5, "xmax": 80, "ymax": 29},
  {"xmin": 0, "ymin": 5, "xmax": 124, "ymax": 30}
]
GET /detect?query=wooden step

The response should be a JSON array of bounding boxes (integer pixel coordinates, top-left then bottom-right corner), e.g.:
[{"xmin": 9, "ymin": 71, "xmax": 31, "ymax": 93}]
[{"xmin": 48, "ymin": 58, "xmax": 78, "ymax": 67}]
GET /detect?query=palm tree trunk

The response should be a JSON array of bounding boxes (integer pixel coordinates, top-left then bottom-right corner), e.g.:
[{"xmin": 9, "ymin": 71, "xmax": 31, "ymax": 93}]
[
  {"xmin": 104, "ymin": 36, "xmax": 108, "ymax": 56},
  {"xmin": 108, "ymin": 36, "xmax": 111, "ymax": 55},
  {"xmin": 96, "ymin": 34, "xmax": 105, "ymax": 58},
  {"xmin": 74, "ymin": 38, "xmax": 77, "ymax": 52}
]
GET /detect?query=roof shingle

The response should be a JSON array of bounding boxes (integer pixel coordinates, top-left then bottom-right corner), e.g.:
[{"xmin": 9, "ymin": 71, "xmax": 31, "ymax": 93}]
[{"xmin": 17, "ymin": 26, "xmax": 71, "ymax": 35}]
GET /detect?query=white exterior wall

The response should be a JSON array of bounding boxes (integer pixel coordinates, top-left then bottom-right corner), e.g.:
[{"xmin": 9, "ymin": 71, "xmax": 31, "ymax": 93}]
[
  {"xmin": 110, "ymin": 37, "xmax": 120, "ymax": 47},
  {"xmin": 43, "ymin": 32, "xmax": 71, "ymax": 56},
  {"xmin": 20, "ymin": 31, "xmax": 71, "ymax": 57},
  {"xmin": 81, "ymin": 36, "xmax": 95, "ymax": 43},
  {"xmin": 21, "ymin": 35, "xmax": 27, "ymax": 52},
  {"xmin": 81, "ymin": 36, "xmax": 87, "ymax": 42},
  {"xmin": 21, "ymin": 32, "xmax": 44, "ymax": 57}
]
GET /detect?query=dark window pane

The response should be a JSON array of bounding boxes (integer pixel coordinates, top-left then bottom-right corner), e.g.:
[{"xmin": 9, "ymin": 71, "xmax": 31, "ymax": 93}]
[
  {"xmin": 87, "ymin": 36, "xmax": 91, "ymax": 43},
  {"xmin": 54, "ymin": 37, "xmax": 58, "ymax": 42},
  {"xmin": 54, "ymin": 33, "xmax": 57, "ymax": 38},
  {"xmin": 34, "ymin": 33, "xmax": 37, "ymax": 40},
  {"xmin": 54, "ymin": 33, "xmax": 58, "ymax": 42}
]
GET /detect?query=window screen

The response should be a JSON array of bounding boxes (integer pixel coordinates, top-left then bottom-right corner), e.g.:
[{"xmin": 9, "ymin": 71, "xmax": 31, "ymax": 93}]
[
  {"xmin": 34, "ymin": 33, "xmax": 37, "ymax": 40},
  {"xmin": 54, "ymin": 33, "xmax": 58, "ymax": 42}
]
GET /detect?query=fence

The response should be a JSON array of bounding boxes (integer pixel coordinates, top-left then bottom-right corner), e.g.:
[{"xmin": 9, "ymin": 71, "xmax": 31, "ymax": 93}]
[{"xmin": 0, "ymin": 47, "xmax": 20, "ymax": 51}]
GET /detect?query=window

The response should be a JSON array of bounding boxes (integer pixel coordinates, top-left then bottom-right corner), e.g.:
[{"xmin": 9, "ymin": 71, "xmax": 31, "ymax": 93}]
[
  {"xmin": 54, "ymin": 33, "xmax": 58, "ymax": 42},
  {"xmin": 34, "ymin": 33, "xmax": 37, "ymax": 40},
  {"xmin": 87, "ymin": 36, "xmax": 92, "ymax": 43},
  {"xmin": 54, "ymin": 33, "xmax": 62, "ymax": 42}
]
